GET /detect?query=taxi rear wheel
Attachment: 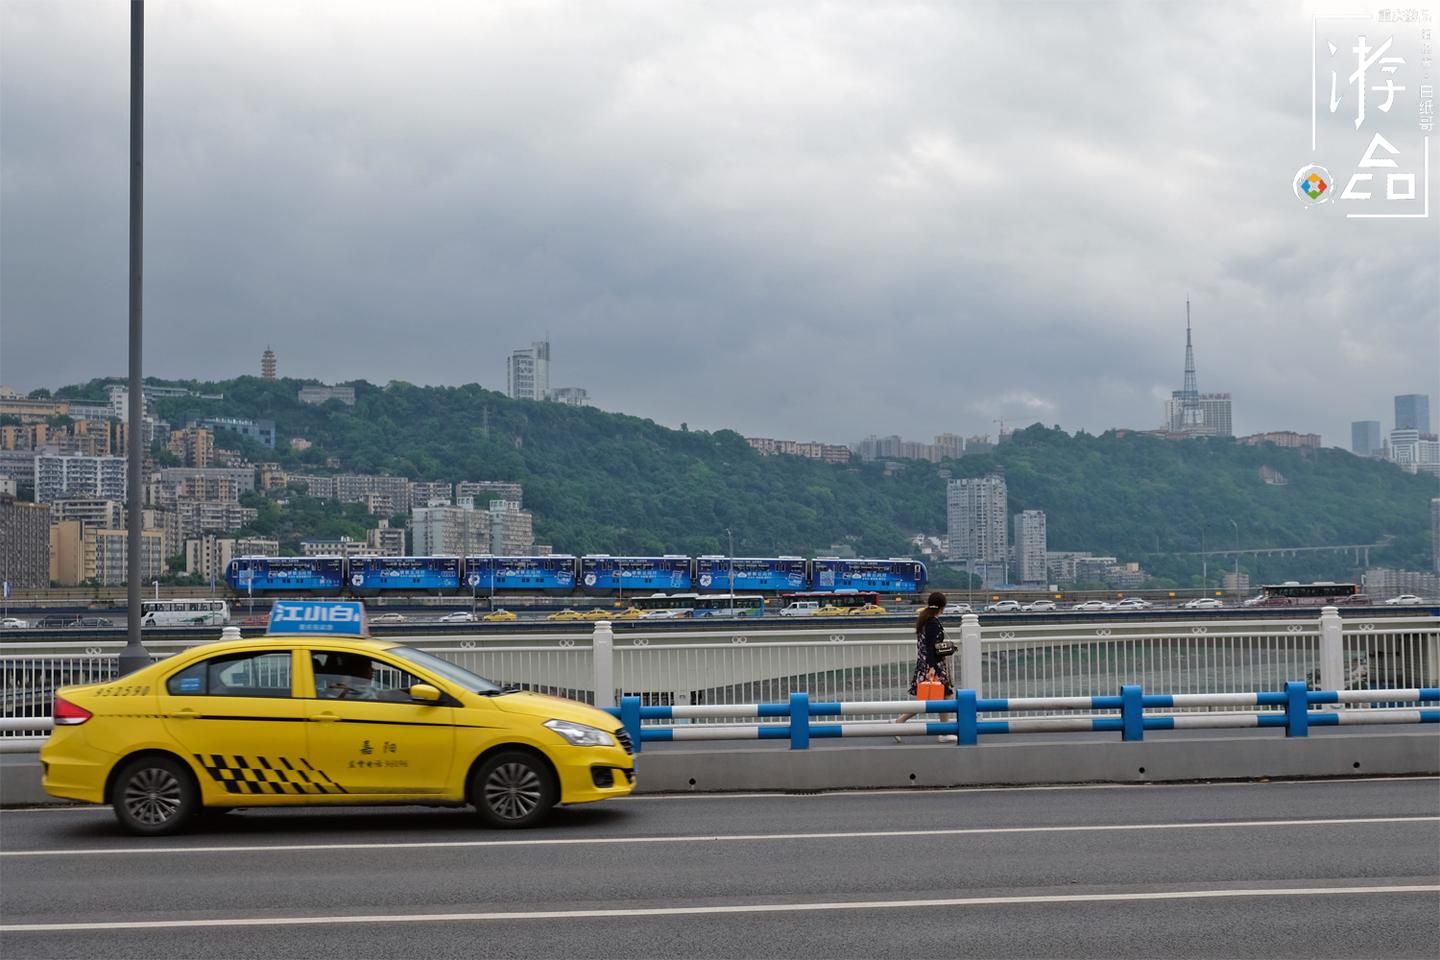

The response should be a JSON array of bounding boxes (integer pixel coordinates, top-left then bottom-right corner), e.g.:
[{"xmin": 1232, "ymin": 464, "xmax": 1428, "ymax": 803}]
[
  {"xmin": 112, "ymin": 756, "xmax": 197, "ymax": 836},
  {"xmin": 471, "ymin": 751, "xmax": 556, "ymax": 828}
]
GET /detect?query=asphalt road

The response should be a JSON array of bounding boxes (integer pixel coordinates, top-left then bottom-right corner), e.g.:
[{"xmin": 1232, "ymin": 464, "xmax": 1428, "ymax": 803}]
[{"xmin": 1, "ymin": 778, "xmax": 1437, "ymax": 959}]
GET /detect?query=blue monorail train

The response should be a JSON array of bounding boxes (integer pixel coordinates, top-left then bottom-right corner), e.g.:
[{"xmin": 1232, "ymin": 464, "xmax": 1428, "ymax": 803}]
[{"xmin": 225, "ymin": 554, "xmax": 926, "ymax": 597}]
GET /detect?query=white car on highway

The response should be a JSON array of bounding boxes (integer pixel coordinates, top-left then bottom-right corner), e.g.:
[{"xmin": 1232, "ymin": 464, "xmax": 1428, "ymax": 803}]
[
  {"xmin": 1111, "ymin": 597, "xmax": 1152, "ymax": 611},
  {"xmin": 1384, "ymin": 594, "xmax": 1425, "ymax": 605},
  {"xmin": 1021, "ymin": 600, "xmax": 1057, "ymax": 612},
  {"xmin": 779, "ymin": 601, "xmax": 820, "ymax": 617},
  {"xmin": 942, "ymin": 603, "xmax": 973, "ymax": 615},
  {"xmin": 437, "ymin": 611, "xmax": 477, "ymax": 623},
  {"xmin": 984, "ymin": 600, "xmax": 1022, "ymax": 613},
  {"xmin": 1072, "ymin": 600, "xmax": 1113, "ymax": 612},
  {"xmin": 1183, "ymin": 597, "xmax": 1225, "ymax": 610},
  {"xmin": 1, "ymin": 617, "xmax": 28, "ymax": 629}
]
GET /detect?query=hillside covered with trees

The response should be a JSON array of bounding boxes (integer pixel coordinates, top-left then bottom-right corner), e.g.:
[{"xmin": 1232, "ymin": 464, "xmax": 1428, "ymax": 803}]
[{"xmin": 52, "ymin": 377, "xmax": 1440, "ymax": 586}]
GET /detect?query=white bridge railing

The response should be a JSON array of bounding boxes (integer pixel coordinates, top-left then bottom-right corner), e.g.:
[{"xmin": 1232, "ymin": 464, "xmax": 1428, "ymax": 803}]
[{"xmin": 2, "ymin": 610, "xmax": 1437, "ymax": 738}]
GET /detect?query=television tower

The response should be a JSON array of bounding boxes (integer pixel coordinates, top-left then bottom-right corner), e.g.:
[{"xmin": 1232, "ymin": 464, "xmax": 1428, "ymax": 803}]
[{"xmin": 1179, "ymin": 299, "xmax": 1202, "ymax": 428}]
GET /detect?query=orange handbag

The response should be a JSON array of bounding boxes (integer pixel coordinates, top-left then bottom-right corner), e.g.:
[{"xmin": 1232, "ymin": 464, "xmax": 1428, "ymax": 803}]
[{"xmin": 916, "ymin": 670, "xmax": 945, "ymax": 701}]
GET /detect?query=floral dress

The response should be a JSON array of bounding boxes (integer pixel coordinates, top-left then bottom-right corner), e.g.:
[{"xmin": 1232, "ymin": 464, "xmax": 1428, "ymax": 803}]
[{"xmin": 909, "ymin": 617, "xmax": 954, "ymax": 695}]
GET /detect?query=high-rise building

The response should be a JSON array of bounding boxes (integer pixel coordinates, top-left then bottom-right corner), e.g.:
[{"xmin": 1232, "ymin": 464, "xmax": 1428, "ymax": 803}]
[
  {"xmin": 1163, "ymin": 301, "xmax": 1233, "ymax": 437},
  {"xmin": 946, "ymin": 475, "xmax": 1009, "ymax": 586},
  {"xmin": 1388, "ymin": 429, "xmax": 1440, "ymax": 477},
  {"xmin": 506, "ymin": 341, "xmax": 551, "ymax": 401},
  {"xmin": 1352, "ymin": 420, "xmax": 1382, "ymax": 457},
  {"xmin": 83, "ymin": 528, "xmax": 164, "ymax": 586},
  {"xmin": 184, "ymin": 535, "xmax": 279, "ymax": 585},
  {"xmin": 411, "ymin": 501, "xmax": 534, "ymax": 555},
  {"xmin": 1012, "ymin": 510, "xmax": 1048, "ymax": 587},
  {"xmin": 33, "ymin": 454, "xmax": 127, "ymax": 503},
  {"xmin": 1395, "ymin": 394, "xmax": 1431, "ymax": 433},
  {"xmin": 0, "ymin": 495, "xmax": 50, "ymax": 589},
  {"xmin": 261, "ymin": 347, "xmax": 276, "ymax": 380}
]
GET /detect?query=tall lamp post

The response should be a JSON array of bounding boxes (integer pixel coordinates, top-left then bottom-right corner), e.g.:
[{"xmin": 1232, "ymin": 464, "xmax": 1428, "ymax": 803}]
[
  {"xmin": 726, "ymin": 528, "xmax": 736, "ymax": 607},
  {"xmin": 117, "ymin": 0, "xmax": 150, "ymax": 677},
  {"xmin": 1229, "ymin": 520, "xmax": 1240, "ymax": 600}
]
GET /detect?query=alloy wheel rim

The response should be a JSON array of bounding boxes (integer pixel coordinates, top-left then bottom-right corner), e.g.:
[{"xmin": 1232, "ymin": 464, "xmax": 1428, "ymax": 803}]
[
  {"xmin": 123, "ymin": 767, "xmax": 182, "ymax": 825},
  {"xmin": 484, "ymin": 762, "xmax": 542, "ymax": 820}
]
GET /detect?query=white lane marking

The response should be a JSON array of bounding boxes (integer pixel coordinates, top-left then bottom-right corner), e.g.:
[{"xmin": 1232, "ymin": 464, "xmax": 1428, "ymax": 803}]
[
  {"xmin": 616, "ymin": 775, "xmax": 1440, "ymax": 801},
  {"xmin": 2, "ymin": 775, "xmax": 1434, "ymax": 813},
  {"xmin": 4, "ymin": 884, "xmax": 1437, "ymax": 933},
  {"xmin": 3, "ymin": 816, "xmax": 1435, "ymax": 858}
]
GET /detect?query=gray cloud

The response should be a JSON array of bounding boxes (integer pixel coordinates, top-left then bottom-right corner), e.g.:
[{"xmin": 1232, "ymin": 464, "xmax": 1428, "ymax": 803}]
[{"xmin": 2, "ymin": 0, "xmax": 1436, "ymax": 447}]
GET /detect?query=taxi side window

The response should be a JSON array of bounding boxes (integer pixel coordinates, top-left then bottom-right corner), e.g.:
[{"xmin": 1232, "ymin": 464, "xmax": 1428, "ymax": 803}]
[
  {"xmin": 311, "ymin": 652, "xmax": 425, "ymax": 703},
  {"xmin": 166, "ymin": 651, "xmax": 293, "ymax": 698}
]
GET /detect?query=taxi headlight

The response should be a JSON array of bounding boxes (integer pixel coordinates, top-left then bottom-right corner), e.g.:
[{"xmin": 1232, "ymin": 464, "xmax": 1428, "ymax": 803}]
[{"xmin": 543, "ymin": 719, "xmax": 616, "ymax": 747}]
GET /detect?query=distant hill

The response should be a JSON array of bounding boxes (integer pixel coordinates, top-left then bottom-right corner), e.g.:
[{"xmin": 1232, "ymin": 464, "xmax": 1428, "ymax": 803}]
[{"xmin": 56, "ymin": 377, "xmax": 1439, "ymax": 585}]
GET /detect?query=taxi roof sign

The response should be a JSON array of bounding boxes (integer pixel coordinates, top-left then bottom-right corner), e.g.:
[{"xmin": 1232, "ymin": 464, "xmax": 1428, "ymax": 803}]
[{"xmin": 266, "ymin": 600, "xmax": 369, "ymax": 637}]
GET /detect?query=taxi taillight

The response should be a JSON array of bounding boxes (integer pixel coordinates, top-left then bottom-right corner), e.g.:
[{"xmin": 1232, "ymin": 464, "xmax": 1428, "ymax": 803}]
[{"xmin": 53, "ymin": 697, "xmax": 92, "ymax": 726}]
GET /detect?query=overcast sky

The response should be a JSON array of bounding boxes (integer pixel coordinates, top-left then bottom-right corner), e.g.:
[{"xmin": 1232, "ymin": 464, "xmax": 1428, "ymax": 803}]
[{"xmin": 2, "ymin": 0, "xmax": 1436, "ymax": 447}]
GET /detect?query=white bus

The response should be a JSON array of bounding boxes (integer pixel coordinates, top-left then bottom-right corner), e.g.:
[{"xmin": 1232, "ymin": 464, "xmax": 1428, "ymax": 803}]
[{"xmin": 140, "ymin": 599, "xmax": 231, "ymax": 627}]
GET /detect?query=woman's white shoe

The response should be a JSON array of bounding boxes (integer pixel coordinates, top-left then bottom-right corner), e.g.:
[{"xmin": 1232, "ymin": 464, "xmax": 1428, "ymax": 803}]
[{"xmin": 937, "ymin": 734, "xmax": 958, "ymax": 743}]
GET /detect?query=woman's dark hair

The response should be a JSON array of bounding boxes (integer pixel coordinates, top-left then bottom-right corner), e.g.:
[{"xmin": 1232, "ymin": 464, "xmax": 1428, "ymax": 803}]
[{"xmin": 915, "ymin": 591, "xmax": 947, "ymax": 632}]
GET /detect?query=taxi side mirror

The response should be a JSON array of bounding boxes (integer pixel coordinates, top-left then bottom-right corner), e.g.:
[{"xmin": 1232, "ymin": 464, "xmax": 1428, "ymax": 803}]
[{"xmin": 409, "ymin": 683, "xmax": 442, "ymax": 704}]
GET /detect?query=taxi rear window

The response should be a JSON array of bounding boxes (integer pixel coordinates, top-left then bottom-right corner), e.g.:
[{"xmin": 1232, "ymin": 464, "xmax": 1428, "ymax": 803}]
[{"xmin": 167, "ymin": 651, "xmax": 293, "ymax": 698}]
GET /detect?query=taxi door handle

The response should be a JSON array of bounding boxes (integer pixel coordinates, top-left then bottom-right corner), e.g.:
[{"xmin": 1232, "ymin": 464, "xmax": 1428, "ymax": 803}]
[
  {"xmin": 311, "ymin": 712, "xmax": 341, "ymax": 723},
  {"xmin": 171, "ymin": 708, "xmax": 199, "ymax": 720}
]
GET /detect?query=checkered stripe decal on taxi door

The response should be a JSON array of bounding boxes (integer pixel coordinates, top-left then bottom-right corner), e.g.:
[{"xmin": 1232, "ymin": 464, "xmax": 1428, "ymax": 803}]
[{"xmin": 194, "ymin": 754, "xmax": 348, "ymax": 795}]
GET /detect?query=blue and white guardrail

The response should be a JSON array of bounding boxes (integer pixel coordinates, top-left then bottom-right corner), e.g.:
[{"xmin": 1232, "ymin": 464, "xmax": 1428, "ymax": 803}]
[{"xmin": 601, "ymin": 682, "xmax": 1440, "ymax": 751}]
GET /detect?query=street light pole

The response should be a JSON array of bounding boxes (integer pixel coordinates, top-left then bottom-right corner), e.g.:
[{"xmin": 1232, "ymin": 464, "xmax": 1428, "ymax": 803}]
[
  {"xmin": 726, "ymin": 528, "xmax": 735, "ymax": 607},
  {"xmin": 1229, "ymin": 520, "xmax": 1240, "ymax": 600},
  {"xmin": 117, "ymin": 0, "xmax": 149, "ymax": 677}
]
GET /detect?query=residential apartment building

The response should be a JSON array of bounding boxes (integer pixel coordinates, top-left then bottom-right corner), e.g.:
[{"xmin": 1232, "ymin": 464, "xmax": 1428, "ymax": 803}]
[
  {"xmin": 157, "ymin": 467, "xmax": 257, "ymax": 495},
  {"xmin": 1238, "ymin": 431, "xmax": 1321, "ymax": 449},
  {"xmin": 48, "ymin": 498, "xmax": 124, "ymax": 531},
  {"xmin": 297, "ymin": 385, "xmax": 356, "ymax": 406},
  {"xmin": 456, "ymin": 481, "xmax": 523, "ymax": 505},
  {"xmin": 1361, "ymin": 567, "xmax": 1439, "ymax": 600},
  {"xmin": 367, "ymin": 520, "xmax": 406, "ymax": 555},
  {"xmin": 0, "ymin": 495, "xmax": 50, "ymax": 588},
  {"xmin": 506, "ymin": 341, "xmax": 551, "ymax": 401},
  {"xmin": 299, "ymin": 537, "xmax": 378, "ymax": 558},
  {"xmin": 34, "ymin": 454, "xmax": 127, "ymax": 503},
  {"xmin": 946, "ymin": 475, "xmax": 1008, "ymax": 586},
  {"xmin": 50, "ymin": 526, "xmax": 165, "ymax": 586},
  {"xmin": 194, "ymin": 417, "xmax": 276, "ymax": 449},
  {"xmin": 1395, "ymin": 394, "xmax": 1431, "ymax": 433},
  {"xmin": 548, "ymin": 387, "xmax": 589, "ymax": 406},
  {"xmin": 1388, "ymin": 429, "xmax": 1440, "ymax": 477},
  {"xmin": 1012, "ymin": 510, "xmax": 1048, "ymax": 587},
  {"xmin": 411, "ymin": 500, "xmax": 535, "ymax": 556},
  {"xmin": 1433, "ymin": 499, "xmax": 1440, "ymax": 575},
  {"xmin": 1351, "ymin": 420, "xmax": 1382, "ymax": 457},
  {"xmin": 409, "ymin": 481, "xmax": 453, "ymax": 506},
  {"xmin": 167, "ymin": 425, "xmax": 215, "ymax": 468},
  {"xmin": 1164, "ymin": 393, "xmax": 1234, "ymax": 437},
  {"xmin": 745, "ymin": 437, "xmax": 851, "ymax": 464},
  {"xmin": 184, "ymin": 535, "xmax": 280, "ymax": 584},
  {"xmin": 291, "ymin": 474, "xmax": 412, "ymax": 512},
  {"xmin": 486, "ymin": 500, "xmax": 535, "ymax": 556}
]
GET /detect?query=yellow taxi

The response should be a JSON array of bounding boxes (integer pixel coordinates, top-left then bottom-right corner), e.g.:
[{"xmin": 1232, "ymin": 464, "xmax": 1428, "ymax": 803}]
[
  {"xmin": 546, "ymin": 609, "xmax": 585, "ymax": 621},
  {"xmin": 611, "ymin": 607, "xmax": 644, "ymax": 620},
  {"xmin": 814, "ymin": 605, "xmax": 850, "ymax": 617},
  {"xmin": 848, "ymin": 603, "xmax": 887, "ymax": 616},
  {"xmin": 577, "ymin": 608, "xmax": 613, "ymax": 621},
  {"xmin": 482, "ymin": 609, "xmax": 518, "ymax": 622},
  {"xmin": 40, "ymin": 601, "xmax": 635, "ymax": 836}
]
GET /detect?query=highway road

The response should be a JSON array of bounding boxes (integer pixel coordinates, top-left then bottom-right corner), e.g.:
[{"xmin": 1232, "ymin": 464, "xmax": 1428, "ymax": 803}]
[{"xmin": 1, "ymin": 778, "xmax": 1436, "ymax": 959}]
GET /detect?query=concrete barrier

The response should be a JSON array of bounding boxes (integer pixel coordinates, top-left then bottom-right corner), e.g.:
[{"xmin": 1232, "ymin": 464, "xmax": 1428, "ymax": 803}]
[
  {"xmin": 3, "ymin": 731, "xmax": 1436, "ymax": 807},
  {"xmin": 630, "ymin": 732, "xmax": 1440, "ymax": 793}
]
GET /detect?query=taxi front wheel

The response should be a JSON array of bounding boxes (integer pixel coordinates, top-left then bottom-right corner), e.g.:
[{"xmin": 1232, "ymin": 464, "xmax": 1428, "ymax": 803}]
[
  {"xmin": 112, "ymin": 756, "xmax": 197, "ymax": 836},
  {"xmin": 471, "ymin": 751, "xmax": 556, "ymax": 828}
]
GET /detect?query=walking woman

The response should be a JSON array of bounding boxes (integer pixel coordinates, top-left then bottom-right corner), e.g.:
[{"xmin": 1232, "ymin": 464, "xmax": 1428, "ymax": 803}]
[{"xmin": 895, "ymin": 591, "xmax": 956, "ymax": 742}]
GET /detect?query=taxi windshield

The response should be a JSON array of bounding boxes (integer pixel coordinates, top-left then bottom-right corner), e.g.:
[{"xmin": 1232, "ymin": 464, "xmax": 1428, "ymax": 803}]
[{"xmin": 388, "ymin": 645, "xmax": 504, "ymax": 695}]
